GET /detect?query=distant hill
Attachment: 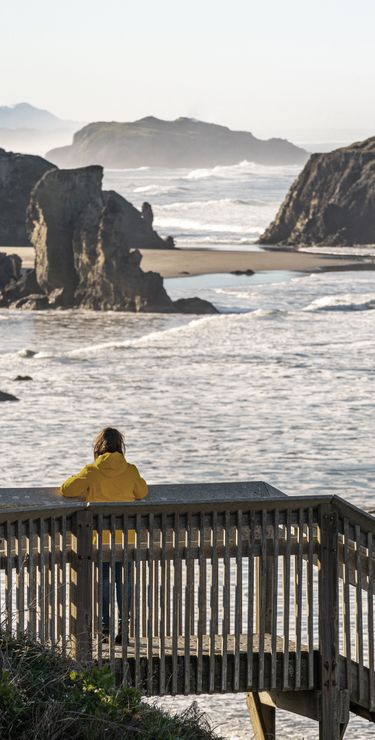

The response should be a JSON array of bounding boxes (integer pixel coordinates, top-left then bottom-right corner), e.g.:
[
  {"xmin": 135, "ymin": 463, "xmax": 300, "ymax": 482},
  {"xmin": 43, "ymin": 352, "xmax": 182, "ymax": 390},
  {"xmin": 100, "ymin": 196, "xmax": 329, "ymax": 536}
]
[
  {"xmin": 0, "ymin": 103, "xmax": 80, "ymax": 156},
  {"xmin": 47, "ymin": 116, "xmax": 308, "ymax": 168},
  {"xmin": 259, "ymin": 137, "xmax": 375, "ymax": 246},
  {"xmin": 0, "ymin": 103, "xmax": 77, "ymax": 131}
]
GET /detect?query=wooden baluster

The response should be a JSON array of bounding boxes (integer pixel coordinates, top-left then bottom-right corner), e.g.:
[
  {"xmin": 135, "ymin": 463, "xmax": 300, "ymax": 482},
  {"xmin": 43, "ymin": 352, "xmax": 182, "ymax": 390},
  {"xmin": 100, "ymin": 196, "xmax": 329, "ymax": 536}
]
[
  {"xmin": 159, "ymin": 512, "xmax": 167, "ymax": 695},
  {"xmin": 97, "ymin": 515, "xmax": 103, "ymax": 667},
  {"xmin": 295, "ymin": 508, "xmax": 303, "ymax": 690},
  {"xmin": 39, "ymin": 518, "xmax": 46, "ymax": 642},
  {"xmin": 61, "ymin": 516, "xmax": 67, "ymax": 655},
  {"xmin": 197, "ymin": 511, "xmax": 206, "ymax": 694},
  {"xmin": 222, "ymin": 510, "xmax": 231, "ymax": 692},
  {"xmin": 75, "ymin": 509, "xmax": 93, "ymax": 663},
  {"xmin": 283, "ymin": 508, "xmax": 291, "ymax": 690},
  {"xmin": 50, "ymin": 517, "xmax": 56, "ymax": 647},
  {"xmin": 258, "ymin": 510, "xmax": 267, "ymax": 689},
  {"xmin": 247, "ymin": 509, "xmax": 255, "ymax": 690},
  {"xmin": 184, "ymin": 511, "xmax": 193, "ymax": 695},
  {"xmin": 17, "ymin": 520, "xmax": 25, "ymax": 636},
  {"xmin": 234, "ymin": 510, "xmax": 242, "ymax": 692},
  {"xmin": 5, "ymin": 521, "xmax": 12, "ymax": 634},
  {"xmin": 147, "ymin": 513, "xmax": 154, "ymax": 695},
  {"xmin": 271, "ymin": 508, "xmax": 279, "ymax": 691},
  {"xmin": 355, "ymin": 524, "xmax": 364, "ymax": 705},
  {"xmin": 307, "ymin": 507, "xmax": 314, "ymax": 690},
  {"xmin": 109, "ymin": 514, "xmax": 116, "ymax": 671},
  {"xmin": 28, "ymin": 518, "xmax": 37, "ymax": 640},
  {"xmin": 343, "ymin": 517, "xmax": 351, "ymax": 696},
  {"xmin": 121, "ymin": 515, "xmax": 129, "ymax": 681},
  {"xmin": 210, "ymin": 510, "xmax": 219, "ymax": 693},
  {"xmin": 368, "ymin": 532, "xmax": 374, "ymax": 711},
  {"xmin": 135, "ymin": 512, "xmax": 141, "ymax": 687},
  {"xmin": 172, "ymin": 511, "xmax": 182, "ymax": 695}
]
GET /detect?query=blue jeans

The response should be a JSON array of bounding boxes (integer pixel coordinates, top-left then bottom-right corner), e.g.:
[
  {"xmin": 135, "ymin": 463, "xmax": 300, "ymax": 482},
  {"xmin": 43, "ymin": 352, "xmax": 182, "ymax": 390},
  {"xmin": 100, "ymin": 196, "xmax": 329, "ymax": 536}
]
[{"xmin": 102, "ymin": 562, "xmax": 132, "ymax": 631}]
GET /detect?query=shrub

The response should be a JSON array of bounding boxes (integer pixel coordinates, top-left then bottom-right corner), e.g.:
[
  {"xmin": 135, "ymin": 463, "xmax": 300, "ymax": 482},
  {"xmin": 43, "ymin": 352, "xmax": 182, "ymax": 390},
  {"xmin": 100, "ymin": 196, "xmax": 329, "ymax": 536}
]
[{"xmin": 0, "ymin": 631, "xmax": 222, "ymax": 739}]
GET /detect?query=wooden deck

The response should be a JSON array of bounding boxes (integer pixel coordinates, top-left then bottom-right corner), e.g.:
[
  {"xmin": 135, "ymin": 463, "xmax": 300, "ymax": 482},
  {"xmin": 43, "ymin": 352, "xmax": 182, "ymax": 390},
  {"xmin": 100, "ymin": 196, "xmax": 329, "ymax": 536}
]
[{"xmin": 1, "ymin": 482, "xmax": 375, "ymax": 738}]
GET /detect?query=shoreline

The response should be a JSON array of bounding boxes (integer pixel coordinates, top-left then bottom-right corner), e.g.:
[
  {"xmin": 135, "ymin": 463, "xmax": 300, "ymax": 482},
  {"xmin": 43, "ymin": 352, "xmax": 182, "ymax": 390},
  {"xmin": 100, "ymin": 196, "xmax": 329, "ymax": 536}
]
[{"xmin": 0, "ymin": 245, "xmax": 374, "ymax": 279}]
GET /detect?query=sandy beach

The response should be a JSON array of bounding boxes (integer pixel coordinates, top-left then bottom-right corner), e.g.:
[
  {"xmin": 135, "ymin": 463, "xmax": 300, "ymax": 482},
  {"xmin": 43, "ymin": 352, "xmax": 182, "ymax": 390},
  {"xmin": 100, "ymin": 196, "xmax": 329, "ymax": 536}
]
[{"xmin": 0, "ymin": 245, "xmax": 371, "ymax": 278}]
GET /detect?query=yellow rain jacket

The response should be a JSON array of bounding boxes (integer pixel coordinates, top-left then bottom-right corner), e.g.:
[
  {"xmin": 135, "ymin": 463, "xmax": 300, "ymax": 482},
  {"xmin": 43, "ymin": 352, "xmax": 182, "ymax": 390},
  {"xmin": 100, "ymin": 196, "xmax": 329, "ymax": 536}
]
[{"xmin": 60, "ymin": 452, "xmax": 148, "ymax": 545}]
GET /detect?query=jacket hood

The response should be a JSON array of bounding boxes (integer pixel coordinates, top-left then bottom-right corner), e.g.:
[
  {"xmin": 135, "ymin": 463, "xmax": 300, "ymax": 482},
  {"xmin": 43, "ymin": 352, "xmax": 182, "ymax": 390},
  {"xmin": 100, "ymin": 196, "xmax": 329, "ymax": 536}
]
[{"xmin": 94, "ymin": 451, "xmax": 129, "ymax": 478}]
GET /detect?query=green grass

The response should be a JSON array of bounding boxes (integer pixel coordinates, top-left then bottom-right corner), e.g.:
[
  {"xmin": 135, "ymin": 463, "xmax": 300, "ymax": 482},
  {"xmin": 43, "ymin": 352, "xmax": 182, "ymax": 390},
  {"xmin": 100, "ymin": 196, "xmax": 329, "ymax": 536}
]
[{"xmin": 0, "ymin": 631, "xmax": 222, "ymax": 740}]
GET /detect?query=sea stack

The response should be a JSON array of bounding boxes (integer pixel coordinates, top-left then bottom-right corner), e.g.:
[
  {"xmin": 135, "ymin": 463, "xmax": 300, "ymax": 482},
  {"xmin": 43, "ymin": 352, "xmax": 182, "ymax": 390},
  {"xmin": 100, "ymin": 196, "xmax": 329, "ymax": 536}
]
[
  {"xmin": 259, "ymin": 137, "xmax": 375, "ymax": 247},
  {"xmin": 24, "ymin": 166, "xmax": 174, "ymax": 310},
  {"xmin": 0, "ymin": 165, "xmax": 216, "ymax": 314},
  {"xmin": 0, "ymin": 149, "xmax": 55, "ymax": 245}
]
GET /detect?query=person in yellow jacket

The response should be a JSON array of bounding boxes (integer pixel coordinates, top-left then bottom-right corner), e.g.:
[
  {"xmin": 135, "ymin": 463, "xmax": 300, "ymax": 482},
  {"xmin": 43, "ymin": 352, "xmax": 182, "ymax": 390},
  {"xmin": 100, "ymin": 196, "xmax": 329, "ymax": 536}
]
[{"xmin": 60, "ymin": 427, "xmax": 148, "ymax": 640}]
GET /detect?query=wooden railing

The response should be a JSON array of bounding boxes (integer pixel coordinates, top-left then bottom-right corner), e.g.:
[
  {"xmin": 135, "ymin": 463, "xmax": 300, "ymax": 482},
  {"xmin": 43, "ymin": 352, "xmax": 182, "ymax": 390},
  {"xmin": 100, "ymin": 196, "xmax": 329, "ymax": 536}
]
[{"xmin": 0, "ymin": 484, "xmax": 374, "ymax": 739}]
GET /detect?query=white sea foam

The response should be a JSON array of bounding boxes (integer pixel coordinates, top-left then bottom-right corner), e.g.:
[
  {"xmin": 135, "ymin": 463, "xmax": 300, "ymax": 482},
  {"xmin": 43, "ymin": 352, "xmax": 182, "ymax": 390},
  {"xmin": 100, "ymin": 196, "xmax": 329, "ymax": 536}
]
[
  {"xmin": 154, "ymin": 216, "xmax": 253, "ymax": 233},
  {"xmin": 304, "ymin": 294, "xmax": 375, "ymax": 312},
  {"xmin": 183, "ymin": 160, "xmax": 301, "ymax": 181},
  {"xmin": 133, "ymin": 185, "xmax": 176, "ymax": 195}
]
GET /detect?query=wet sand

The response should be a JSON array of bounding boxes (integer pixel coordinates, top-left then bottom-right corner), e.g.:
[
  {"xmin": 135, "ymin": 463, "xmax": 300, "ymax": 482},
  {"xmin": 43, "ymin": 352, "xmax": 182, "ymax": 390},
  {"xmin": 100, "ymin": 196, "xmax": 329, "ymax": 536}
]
[
  {"xmin": 0, "ymin": 245, "xmax": 372, "ymax": 278},
  {"xmin": 139, "ymin": 247, "xmax": 368, "ymax": 277}
]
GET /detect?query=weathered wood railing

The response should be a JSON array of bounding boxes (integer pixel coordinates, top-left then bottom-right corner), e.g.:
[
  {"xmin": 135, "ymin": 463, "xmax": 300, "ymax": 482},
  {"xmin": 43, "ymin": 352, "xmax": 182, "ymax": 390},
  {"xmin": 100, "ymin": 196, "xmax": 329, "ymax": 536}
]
[{"xmin": 0, "ymin": 483, "xmax": 374, "ymax": 739}]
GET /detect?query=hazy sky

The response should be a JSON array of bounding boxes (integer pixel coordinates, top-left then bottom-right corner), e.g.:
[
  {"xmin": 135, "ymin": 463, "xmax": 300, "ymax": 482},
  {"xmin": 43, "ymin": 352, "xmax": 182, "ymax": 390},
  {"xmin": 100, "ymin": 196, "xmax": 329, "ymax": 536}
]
[{"xmin": 2, "ymin": 0, "xmax": 374, "ymax": 141}]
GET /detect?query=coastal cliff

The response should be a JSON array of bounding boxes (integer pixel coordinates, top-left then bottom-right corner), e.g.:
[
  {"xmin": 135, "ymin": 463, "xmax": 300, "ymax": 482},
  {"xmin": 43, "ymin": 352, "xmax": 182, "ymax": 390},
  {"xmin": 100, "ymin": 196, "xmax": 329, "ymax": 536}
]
[
  {"xmin": 46, "ymin": 116, "xmax": 308, "ymax": 169},
  {"xmin": 259, "ymin": 137, "xmax": 375, "ymax": 246},
  {"xmin": 0, "ymin": 166, "xmax": 216, "ymax": 314},
  {"xmin": 0, "ymin": 149, "xmax": 55, "ymax": 245}
]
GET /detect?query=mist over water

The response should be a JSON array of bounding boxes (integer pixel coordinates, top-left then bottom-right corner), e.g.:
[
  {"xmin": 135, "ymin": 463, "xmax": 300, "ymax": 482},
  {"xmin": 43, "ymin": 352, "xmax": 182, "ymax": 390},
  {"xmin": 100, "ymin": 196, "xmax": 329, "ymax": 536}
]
[{"xmin": 1, "ymin": 163, "xmax": 374, "ymax": 738}]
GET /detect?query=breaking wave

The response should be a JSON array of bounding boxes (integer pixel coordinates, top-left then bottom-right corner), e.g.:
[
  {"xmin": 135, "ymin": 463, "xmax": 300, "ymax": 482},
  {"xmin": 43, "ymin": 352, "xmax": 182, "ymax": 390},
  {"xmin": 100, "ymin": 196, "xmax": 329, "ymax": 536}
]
[{"xmin": 304, "ymin": 294, "xmax": 375, "ymax": 312}]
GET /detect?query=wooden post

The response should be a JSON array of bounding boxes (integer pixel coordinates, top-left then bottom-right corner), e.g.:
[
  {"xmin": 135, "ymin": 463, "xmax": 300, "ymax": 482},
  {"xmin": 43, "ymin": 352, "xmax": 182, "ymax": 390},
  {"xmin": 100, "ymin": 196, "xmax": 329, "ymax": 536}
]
[
  {"xmin": 247, "ymin": 692, "xmax": 276, "ymax": 740},
  {"xmin": 249, "ymin": 511, "xmax": 275, "ymax": 738},
  {"xmin": 74, "ymin": 508, "xmax": 93, "ymax": 662},
  {"xmin": 319, "ymin": 503, "xmax": 342, "ymax": 739}
]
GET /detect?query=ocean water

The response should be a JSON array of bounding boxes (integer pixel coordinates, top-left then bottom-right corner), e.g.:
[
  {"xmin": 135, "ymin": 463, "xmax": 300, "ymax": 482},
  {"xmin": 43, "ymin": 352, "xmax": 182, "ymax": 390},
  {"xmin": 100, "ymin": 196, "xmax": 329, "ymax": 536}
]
[
  {"xmin": 1, "ymin": 163, "xmax": 375, "ymax": 738},
  {"xmin": 103, "ymin": 160, "xmax": 300, "ymax": 249}
]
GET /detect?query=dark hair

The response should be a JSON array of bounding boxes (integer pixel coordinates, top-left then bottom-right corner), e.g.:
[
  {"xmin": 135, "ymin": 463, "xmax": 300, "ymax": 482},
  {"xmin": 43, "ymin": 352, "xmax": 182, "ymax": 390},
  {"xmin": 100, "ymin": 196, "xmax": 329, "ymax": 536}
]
[{"xmin": 93, "ymin": 427, "xmax": 126, "ymax": 459}]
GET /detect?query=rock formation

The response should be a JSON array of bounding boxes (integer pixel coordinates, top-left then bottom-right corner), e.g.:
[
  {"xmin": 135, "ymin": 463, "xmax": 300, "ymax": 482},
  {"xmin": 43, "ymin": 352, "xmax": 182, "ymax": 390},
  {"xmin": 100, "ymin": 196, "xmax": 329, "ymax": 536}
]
[
  {"xmin": 259, "ymin": 137, "xmax": 375, "ymax": 247},
  {"xmin": 47, "ymin": 116, "xmax": 308, "ymax": 168},
  {"xmin": 141, "ymin": 202, "xmax": 154, "ymax": 228},
  {"xmin": 0, "ymin": 166, "xmax": 217, "ymax": 314},
  {"xmin": 0, "ymin": 149, "xmax": 55, "ymax": 245},
  {"xmin": 0, "ymin": 390, "xmax": 19, "ymax": 402},
  {"xmin": 0, "ymin": 252, "xmax": 22, "ymax": 289}
]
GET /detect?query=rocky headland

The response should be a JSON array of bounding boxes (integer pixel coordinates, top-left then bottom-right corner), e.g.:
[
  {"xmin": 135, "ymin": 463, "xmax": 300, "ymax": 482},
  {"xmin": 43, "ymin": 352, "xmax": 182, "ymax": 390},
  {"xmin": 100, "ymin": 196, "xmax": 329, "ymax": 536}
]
[
  {"xmin": 47, "ymin": 116, "xmax": 308, "ymax": 169},
  {"xmin": 0, "ymin": 165, "xmax": 217, "ymax": 314},
  {"xmin": 0, "ymin": 148, "xmax": 55, "ymax": 245},
  {"xmin": 259, "ymin": 137, "xmax": 375, "ymax": 247}
]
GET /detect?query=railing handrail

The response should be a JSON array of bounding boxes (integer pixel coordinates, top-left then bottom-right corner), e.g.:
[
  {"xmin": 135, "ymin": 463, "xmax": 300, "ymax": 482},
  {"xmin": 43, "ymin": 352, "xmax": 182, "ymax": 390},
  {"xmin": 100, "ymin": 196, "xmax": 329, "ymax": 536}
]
[
  {"xmin": 1, "ymin": 486, "xmax": 374, "ymax": 533},
  {"xmin": 0, "ymin": 493, "xmax": 331, "ymax": 520}
]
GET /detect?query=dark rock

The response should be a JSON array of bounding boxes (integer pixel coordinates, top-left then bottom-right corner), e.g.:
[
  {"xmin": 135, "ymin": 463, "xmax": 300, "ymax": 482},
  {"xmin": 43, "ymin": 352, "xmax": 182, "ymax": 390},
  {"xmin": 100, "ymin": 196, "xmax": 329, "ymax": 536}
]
[
  {"xmin": 10, "ymin": 294, "xmax": 49, "ymax": 310},
  {"xmin": 24, "ymin": 167, "xmax": 176, "ymax": 312},
  {"xmin": 0, "ymin": 252, "xmax": 22, "ymax": 289},
  {"xmin": 142, "ymin": 202, "xmax": 153, "ymax": 228},
  {"xmin": 47, "ymin": 117, "xmax": 308, "ymax": 168},
  {"xmin": 259, "ymin": 137, "xmax": 375, "ymax": 246},
  {"xmin": 14, "ymin": 375, "xmax": 32, "ymax": 381},
  {"xmin": 230, "ymin": 269, "xmax": 255, "ymax": 276},
  {"xmin": 0, "ymin": 268, "xmax": 42, "ymax": 307},
  {"xmin": 0, "ymin": 390, "xmax": 19, "ymax": 402},
  {"xmin": 18, "ymin": 349, "xmax": 36, "ymax": 357},
  {"xmin": 173, "ymin": 297, "xmax": 219, "ymax": 314},
  {"xmin": 0, "ymin": 148, "xmax": 55, "ymax": 245},
  {"xmin": 165, "ymin": 236, "xmax": 175, "ymax": 249}
]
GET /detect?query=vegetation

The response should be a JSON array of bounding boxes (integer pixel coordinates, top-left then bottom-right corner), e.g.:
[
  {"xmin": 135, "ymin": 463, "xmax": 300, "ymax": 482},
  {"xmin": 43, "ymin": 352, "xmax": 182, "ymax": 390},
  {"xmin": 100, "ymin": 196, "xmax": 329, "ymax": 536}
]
[{"xmin": 0, "ymin": 631, "xmax": 222, "ymax": 740}]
